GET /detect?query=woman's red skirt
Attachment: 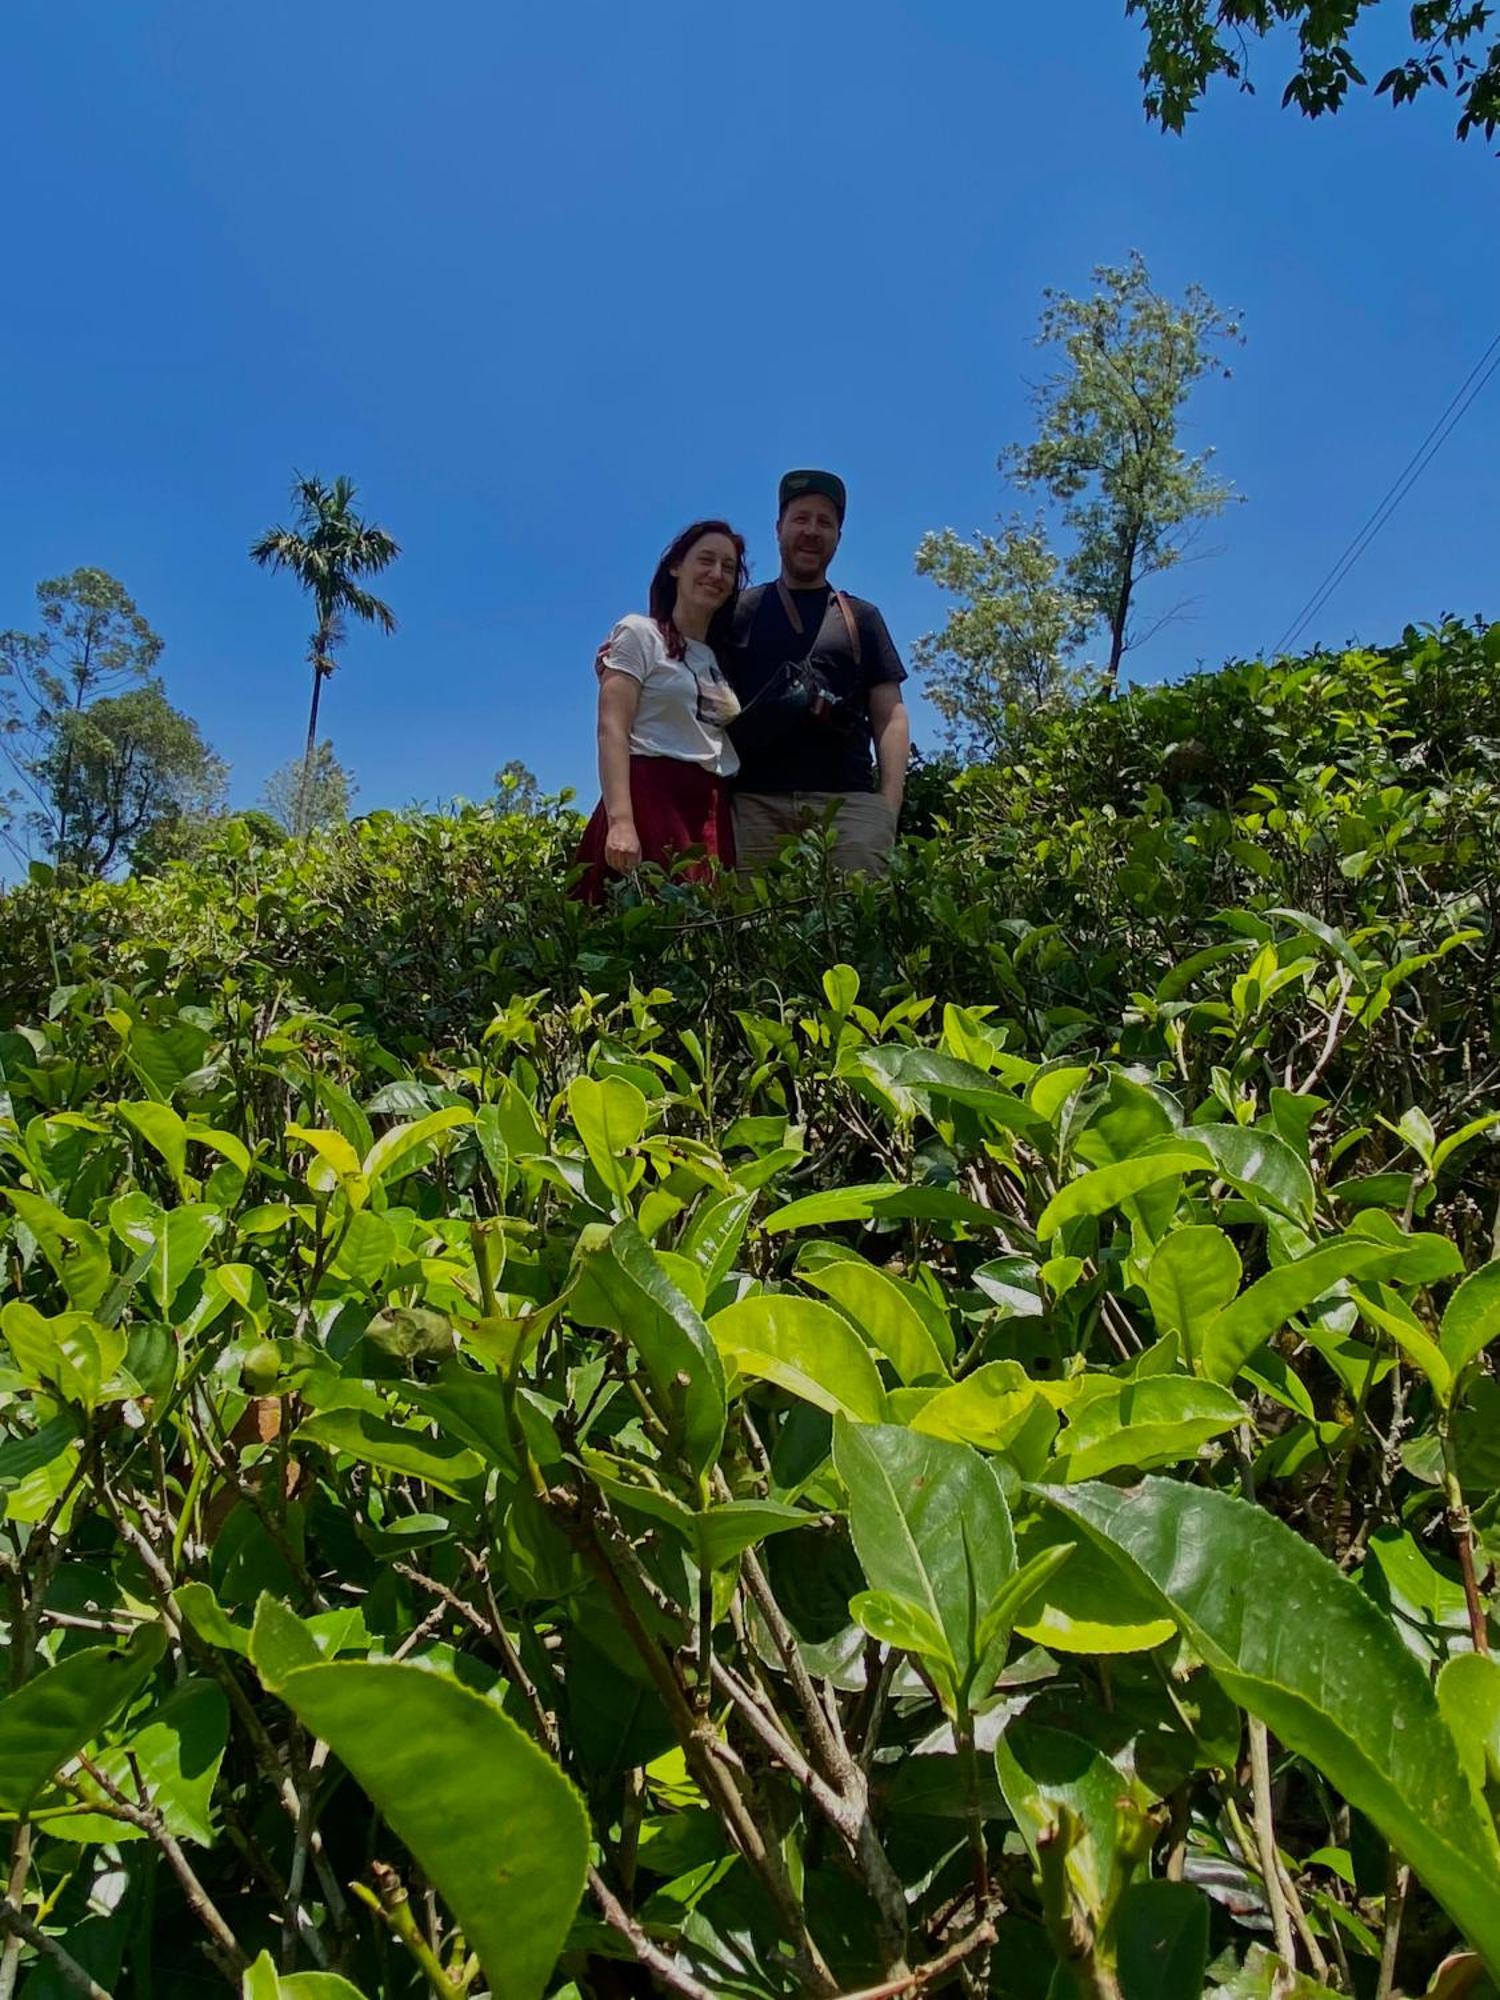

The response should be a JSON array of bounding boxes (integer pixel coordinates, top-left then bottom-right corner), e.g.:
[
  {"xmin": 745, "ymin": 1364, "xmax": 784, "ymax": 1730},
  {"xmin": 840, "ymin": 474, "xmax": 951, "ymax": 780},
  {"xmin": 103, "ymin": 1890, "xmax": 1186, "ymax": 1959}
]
[{"xmin": 572, "ymin": 755, "xmax": 735, "ymax": 904}]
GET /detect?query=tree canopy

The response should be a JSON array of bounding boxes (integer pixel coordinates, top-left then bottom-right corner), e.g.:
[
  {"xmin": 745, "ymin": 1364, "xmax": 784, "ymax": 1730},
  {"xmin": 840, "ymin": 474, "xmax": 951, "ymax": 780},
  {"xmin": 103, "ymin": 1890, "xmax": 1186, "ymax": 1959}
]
[
  {"xmin": 915, "ymin": 254, "xmax": 1240, "ymax": 752},
  {"xmin": 1130, "ymin": 0, "xmax": 1500, "ymax": 144}
]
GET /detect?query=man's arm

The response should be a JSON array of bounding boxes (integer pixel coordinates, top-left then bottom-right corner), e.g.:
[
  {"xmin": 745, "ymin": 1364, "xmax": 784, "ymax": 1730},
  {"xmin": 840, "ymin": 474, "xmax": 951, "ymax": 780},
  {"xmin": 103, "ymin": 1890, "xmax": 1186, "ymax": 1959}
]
[{"xmin": 869, "ymin": 680, "xmax": 910, "ymax": 812}]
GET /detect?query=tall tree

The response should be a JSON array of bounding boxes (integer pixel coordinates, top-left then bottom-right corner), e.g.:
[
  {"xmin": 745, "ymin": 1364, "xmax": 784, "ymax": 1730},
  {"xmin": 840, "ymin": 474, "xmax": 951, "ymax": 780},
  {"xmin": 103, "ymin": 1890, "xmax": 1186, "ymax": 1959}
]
[
  {"xmin": 35, "ymin": 685, "xmax": 226, "ymax": 879},
  {"xmin": 494, "ymin": 758, "xmax": 541, "ymax": 814},
  {"xmin": 262, "ymin": 741, "xmax": 356, "ymax": 833},
  {"xmin": 250, "ymin": 475, "xmax": 398, "ymax": 837},
  {"xmin": 914, "ymin": 255, "xmax": 1240, "ymax": 749},
  {"xmin": 913, "ymin": 519, "xmax": 1096, "ymax": 760},
  {"xmin": 1129, "ymin": 0, "xmax": 1500, "ymax": 145},
  {"xmin": 0, "ymin": 569, "xmax": 164, "ymax": 866}
]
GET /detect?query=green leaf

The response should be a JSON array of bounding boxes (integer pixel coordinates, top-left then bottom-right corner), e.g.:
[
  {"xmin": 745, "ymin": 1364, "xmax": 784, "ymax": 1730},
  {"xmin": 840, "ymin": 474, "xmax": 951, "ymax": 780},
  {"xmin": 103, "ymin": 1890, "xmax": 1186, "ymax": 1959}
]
[
  {"xmin": 125, "ymin": 1020, "xmax": 210, "ymax": 1101},
  {"xmin": 293, "ymin": 1408, "xmax": 485, "ymax": 1496},
  {"xmin": 243, "ymin": 1953, "xmax": 369, "ymax": 1999},
  {"xmin": 0, "ymin": 1302, "xmax": 125, "ymax": 1412},
  {"xmin": 1147, "ymin": 1227, "xmax": 1241, "ymax": 1350},
  {"xmin": 362, "ymin": 1105, "xmax": 474, "ymax": 1187},
  {"xmin": 567, "ymin": 1074, "xmax": 647, "ymax": 1199},
  {"xmin": 274, "ymin": 1660, "xmax": 588, "ymax": 1999},
  {"xmin": 571, "ymin": 1219, "xmax": 726, "ymax": 1475},
  {"xmin": 1055, "ymin": 1377, "xmax": 1244, "ymax": 1480},
  {"xmin": 1012, "ymin": 1512, "xmax": 1175, "ymax": 1655},
  {"xmin": 834, "ymin": 1419, "xmax": 1014, "ymax": 1710},
  {"xmin": 1442, "ymin": 1260, "xmax": 1500, "ymax": 1382},
  {"xmin": 0, "ymin": 1624, "xmax": 167, "ymax": 1811},
  {"xmin": 152, "ymin": 1204, "xmax": 223, "ymax": 1312},
  {"xmin": 1165, "ymin": 1125, "xmax": 1315, "ymax": 1226},
  {"xmin": 710, "ymin": 1295, "xmax": 887, "ymax": 1423},
  {"xmin": 909, "ymin": 1362, "xmax": 1057, "ymax": 1474},
  {"xmin": 1438, "ymin": 1653, "xmax": 1500, "ymax": 1810},
  {"xmin": 973, "ymin": 1541, "xmax": 1075, "ymax": 1660},
  {"xmin": 250, "ymin": 1595, "xmax": 322, "ymax": 1690},
  {"xmin": 849, "ymin": 1589, "xmax": 955, "ymax": 1666},
  {"xmin": 3, "ymin": 1188, "xmax": 112, "ymax": 1311},
  {"xmin": 762, "ymin": 1181, "xmax": 1002, "ymax": 1235},
  {"xmin": 1038, "ymin": 1478, "xmax": 1500, "ymax": 1970},
  {"xmin": 797, "ymin": 1250, "xmax": 949, "ymax": 1384},
  {"xmin": 996, "ymin": 1721, "xmax": 1142, "ymax": 1923},
  {"xmin": 1208, "ymin": 1946, "xmax": 1343, "ymax": 1998},
  {"xmin": 1036, "ymin": 1151, "xmax": 1206, "ymax": 1241},
  {"xmin": 118, "ymin": 1099, "xmax": 189, "ymax": 1188},
  {"xmin": 0, "ymin": 1413, "xmax": 79, "ymax": 1488},
  {"xmin": 678, "ymin": 1191, "xmax": 755, "ymax": 1293},
  {"xmin": 1200, "ymin": 1239, "xmax": 1408, "ymax": 1384},
  {"xmin": 1116, "ymin": 1880, "xmax": 1209, "ymax": 2000},
  {"xmin": 844, "ymin": 1046, "xmax": 1048, "ymax": 1133},
  {"xmin": 50, "ymin": 1679, "xmax": 229, "ymax": 1847}
]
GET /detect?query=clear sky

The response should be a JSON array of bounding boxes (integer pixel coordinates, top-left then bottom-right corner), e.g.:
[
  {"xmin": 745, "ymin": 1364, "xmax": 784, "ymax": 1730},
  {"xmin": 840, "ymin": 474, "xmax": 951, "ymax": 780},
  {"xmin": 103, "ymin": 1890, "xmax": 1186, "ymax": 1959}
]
[{"xmin": 2, "ymin": 1, "xmax": 1495, "ymax": 816}]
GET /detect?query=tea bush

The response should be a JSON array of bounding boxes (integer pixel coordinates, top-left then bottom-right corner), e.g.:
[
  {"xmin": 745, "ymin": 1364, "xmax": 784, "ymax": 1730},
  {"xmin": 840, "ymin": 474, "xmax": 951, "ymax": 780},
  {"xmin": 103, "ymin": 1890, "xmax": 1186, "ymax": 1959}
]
[{"xmin": 0, "ymin": 620, "xmax": 1498, "ymax": 1999}]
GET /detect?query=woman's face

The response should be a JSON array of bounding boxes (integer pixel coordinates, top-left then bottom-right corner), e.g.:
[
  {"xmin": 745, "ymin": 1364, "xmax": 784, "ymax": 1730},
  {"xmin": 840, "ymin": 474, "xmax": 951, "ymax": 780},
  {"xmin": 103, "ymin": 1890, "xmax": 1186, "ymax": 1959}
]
[{"xmin": 671, "ymin": 533, "xmax": 740, "ymax": 622}]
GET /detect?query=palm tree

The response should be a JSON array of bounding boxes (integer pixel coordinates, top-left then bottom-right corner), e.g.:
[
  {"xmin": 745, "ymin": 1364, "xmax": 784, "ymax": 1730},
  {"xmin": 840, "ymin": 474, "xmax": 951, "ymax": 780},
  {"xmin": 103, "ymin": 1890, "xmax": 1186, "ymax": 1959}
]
[{"xmin": 251, "ymin": 474, "xmax": 399, "ymax": 836}]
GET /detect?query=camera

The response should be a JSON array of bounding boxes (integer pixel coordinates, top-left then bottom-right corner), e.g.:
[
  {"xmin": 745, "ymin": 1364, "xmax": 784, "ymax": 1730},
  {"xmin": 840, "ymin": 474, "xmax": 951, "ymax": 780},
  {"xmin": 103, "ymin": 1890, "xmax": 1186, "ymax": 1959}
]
[{"xmin": 782, "ymin": 656, "xmax": 852, "ymax": 729}]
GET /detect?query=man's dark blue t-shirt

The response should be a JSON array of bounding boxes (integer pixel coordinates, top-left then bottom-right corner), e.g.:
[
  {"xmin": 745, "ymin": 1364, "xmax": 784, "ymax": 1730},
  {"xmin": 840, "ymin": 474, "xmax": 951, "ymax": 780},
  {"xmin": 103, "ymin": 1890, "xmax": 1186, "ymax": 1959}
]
[{"xmin": 723, "ymin": 582, "xmax": 906, "ymax": 793}]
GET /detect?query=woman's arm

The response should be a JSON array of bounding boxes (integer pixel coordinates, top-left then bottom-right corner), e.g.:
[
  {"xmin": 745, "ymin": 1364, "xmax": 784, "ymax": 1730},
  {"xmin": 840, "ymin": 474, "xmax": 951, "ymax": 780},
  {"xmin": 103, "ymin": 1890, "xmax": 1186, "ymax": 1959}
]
[{"xmin": 597, "ymin": 668, "xmax": 642, "ymax": 873}]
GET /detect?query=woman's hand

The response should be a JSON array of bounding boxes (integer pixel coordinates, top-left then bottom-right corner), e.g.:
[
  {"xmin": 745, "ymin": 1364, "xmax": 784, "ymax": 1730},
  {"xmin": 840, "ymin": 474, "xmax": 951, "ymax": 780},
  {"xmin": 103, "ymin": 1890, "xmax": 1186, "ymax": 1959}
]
[{"xmin": 605, "ymin": 816, "xmax": 641, "ymax": 874}]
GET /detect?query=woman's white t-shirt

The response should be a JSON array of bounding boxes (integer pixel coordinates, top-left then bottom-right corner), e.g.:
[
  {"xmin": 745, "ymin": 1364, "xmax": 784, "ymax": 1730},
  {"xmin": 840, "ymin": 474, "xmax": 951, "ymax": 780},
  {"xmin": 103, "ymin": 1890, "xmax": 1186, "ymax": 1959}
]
[{"xmin": 598, "ymin": 614, "xmax": 741, "ymax": 778}]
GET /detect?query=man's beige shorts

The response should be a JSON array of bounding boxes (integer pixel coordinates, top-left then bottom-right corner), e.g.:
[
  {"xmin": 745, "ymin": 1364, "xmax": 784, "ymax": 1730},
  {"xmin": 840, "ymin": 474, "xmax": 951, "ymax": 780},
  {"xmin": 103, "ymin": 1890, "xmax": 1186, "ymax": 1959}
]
[{"xmin": 732, "ymin": 790, "xmax": 899, "ymax": 877}]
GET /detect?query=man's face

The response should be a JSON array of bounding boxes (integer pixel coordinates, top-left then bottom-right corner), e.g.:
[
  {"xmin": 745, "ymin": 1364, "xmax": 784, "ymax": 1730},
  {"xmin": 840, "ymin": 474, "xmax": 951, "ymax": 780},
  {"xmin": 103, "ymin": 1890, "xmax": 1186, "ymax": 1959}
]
[{"xmin": 778, "ymin": 495, "xmax": 841, "ymax": 584}]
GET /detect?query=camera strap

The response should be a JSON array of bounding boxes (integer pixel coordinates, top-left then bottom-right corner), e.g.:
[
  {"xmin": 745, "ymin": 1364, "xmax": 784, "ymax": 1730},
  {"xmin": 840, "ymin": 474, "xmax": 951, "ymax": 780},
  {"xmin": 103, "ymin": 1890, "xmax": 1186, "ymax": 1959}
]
[{"xmin": 775, "ymin": 580, "xmax": 862, "ymax": 668}]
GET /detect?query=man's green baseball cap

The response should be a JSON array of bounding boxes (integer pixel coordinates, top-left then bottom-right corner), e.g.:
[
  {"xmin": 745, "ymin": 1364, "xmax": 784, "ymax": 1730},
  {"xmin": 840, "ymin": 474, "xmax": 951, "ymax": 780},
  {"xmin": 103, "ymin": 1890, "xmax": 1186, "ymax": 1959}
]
[{"xmin": 778, "ymin": 468, "xmax": 847, "ymax": 522}]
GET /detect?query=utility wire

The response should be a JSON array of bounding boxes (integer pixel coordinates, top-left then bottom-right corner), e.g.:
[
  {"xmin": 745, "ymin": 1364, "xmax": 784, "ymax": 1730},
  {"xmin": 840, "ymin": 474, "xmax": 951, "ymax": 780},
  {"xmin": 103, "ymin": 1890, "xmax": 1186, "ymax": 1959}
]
[{"xmin": 1273, "ymin": 328, "xmax": 1500, "ymax": 658}]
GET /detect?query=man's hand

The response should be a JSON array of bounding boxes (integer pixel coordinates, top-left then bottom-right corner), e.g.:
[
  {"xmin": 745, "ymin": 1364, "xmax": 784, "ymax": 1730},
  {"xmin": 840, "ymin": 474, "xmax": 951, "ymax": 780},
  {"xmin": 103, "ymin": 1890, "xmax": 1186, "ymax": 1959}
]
[{"xmin": 605, "ymin": 816, "xmax": 642, "ymax": 874}]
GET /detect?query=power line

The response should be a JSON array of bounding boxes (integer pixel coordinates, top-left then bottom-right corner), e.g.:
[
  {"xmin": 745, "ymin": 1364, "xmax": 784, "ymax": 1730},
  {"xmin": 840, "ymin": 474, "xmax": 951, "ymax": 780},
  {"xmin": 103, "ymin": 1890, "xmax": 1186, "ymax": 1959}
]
[{"xmin": 1273, "ymin": 328, "xmax": 1500, "ymax": 658}]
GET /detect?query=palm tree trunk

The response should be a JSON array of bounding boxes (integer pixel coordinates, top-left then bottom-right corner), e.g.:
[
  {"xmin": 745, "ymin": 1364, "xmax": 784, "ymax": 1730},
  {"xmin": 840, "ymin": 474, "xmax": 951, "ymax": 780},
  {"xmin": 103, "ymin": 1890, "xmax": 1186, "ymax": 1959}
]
[{"xmin": 294, "ymin": 632, "xmax": 329, "ymax": 838}]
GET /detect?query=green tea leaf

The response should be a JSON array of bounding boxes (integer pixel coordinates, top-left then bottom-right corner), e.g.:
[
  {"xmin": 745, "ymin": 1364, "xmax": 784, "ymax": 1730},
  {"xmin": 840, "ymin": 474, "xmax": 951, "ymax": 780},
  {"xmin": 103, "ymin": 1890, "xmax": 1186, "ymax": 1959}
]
[
  {"xmin": 274, "ymin": 1660, "xmax": 588, "ymax": 1999},
  {"xmin": 1039, "ymin": 1478, "xmax": 1500, "ymax": 1969},
  {"xmin": 0, "ymin": 1624, "xmax": 167, "ymax": 1811},
  {"xmin": 1200, "ymin": 1239, "xmax": 1406, "ymax": 1383},
  {"xmin": 1442, "ymin": 1260, "xmax": 1500, "ymax": 1382},
  {"xmin": 1037, "ymin": 1151, "xmax": 1206, "ymax": 1241},
  {"xmin": 798, "ymin": 1250, "xmax": 949, "ymax": 1384},
  {"xmin": 1055, "ymin": 1377, "xmax": 1244, "ymax": 1480},
  {"xmin": 294, "ymin": 1408, "xmax": 485, "ymax": 1496},
  {"xmin": 711, "ymin": 1295, "xmax": 887, "ymax": 1423},
  {"xmin": 834, "ymin": 1419, "xmax": 1014, "ymax": 1710},
  {"xmin": 572, "ymin": 1219, "xmax": 726, "ymax": 1474},
  {"xmin": 567, "ymin": 1074, "xmax": 647, "ymax": 1199},
  {"xmin": 762, "ymin": 1181, "xmax": 1001, "ymax": 1235}
]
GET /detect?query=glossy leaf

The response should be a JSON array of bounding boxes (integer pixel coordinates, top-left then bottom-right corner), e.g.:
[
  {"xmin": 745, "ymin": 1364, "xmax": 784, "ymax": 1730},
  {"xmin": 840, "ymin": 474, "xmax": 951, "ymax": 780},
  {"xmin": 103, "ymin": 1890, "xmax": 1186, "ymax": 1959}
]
[
  {"xmin": 1146, "ymin": 1226, "xmax": 1241, "ymax": 1349},
  {"xmin": 711, "ymin": 1294, "xmax": 887, "ymax": 1422},
  {"xmin": 273, "ymin": 1660, "xmax": 589, "ymax": 1999},
  {"xmin": 567, "ymin": 1073, "xmax": 648, "ymax": 1199},
  {"xmin": 797, "ymin": 1249, "xmax": 949, "ymax": 1384},
  {"xmin": 294, "ymin": 1408, "xmax": 486, "ymax": 1496},
  {"xmin": 1039, "ymin": 1478, "xmax": 1500, "ymax": 1970},
  {"xmin": 762, "ymin": 1180, "xmax": 1002, "ymax": 1235},
  {"xmin": 1442, "ymin": 1260, "xmax": 1500, "ymax": 1382},
  {"xmin": 572, "ymin": 1219, "xmax": 726, "ymax": 1474},
  {"xmin": 1036, "ymin": 1150, "xmax": 1205, "ymax": 1240},
  {"xmin": 0, "ymin": 1624, "xmax": 167, "ymax": 1811},
  {"xmin": 1200, "ymin": 1238, "xmax": 1407, "ymax": 1383},
  {"xmin": 1055, "ymin": 1377, "xmax": 1244, "ymax": 1480},
  {"xmin": 834, "ymin": 1418, "xmax": 1015, "ymax": 1709}
]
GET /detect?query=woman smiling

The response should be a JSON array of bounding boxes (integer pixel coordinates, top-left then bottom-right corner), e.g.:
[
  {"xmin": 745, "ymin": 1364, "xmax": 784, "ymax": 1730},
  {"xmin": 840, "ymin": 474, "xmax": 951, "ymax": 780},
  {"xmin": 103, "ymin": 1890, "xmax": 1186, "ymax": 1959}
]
[{"xmin": 573, "ymin": 519, "xmax": 748, "ymax": 901}]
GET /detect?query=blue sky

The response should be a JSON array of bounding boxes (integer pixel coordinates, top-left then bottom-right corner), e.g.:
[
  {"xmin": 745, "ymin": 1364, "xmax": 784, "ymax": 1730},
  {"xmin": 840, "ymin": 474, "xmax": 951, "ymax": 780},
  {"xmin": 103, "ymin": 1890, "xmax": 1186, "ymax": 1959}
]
[{"xmin": 2, "ymin": 1, "xmax": 1496, "ymax": 816}]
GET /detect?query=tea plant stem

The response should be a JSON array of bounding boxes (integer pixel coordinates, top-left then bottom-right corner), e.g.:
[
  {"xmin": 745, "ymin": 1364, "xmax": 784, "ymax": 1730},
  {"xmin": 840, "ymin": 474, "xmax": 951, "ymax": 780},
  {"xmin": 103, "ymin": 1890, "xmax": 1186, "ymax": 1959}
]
[
  {"xmin": 75, "ymin": 1756, "xmax": 249, "ymax": 1977},
  {"xmin": 587, "ymin": 1865, "xmax": 720, "ymax": 2000},
  {"xmin": 357, "ymin": 1864, "xmax": 462, "ymax": 1999},
  {"xmin": 1247, "ymin": 1719, "xmax": 1298, "ymax": 1972},
  {"xmin": 1439, "ymin": 1421, "xmax": 1490, "ymax": 1653},
  {"xmin": 739, "ymin": 1550, "xmax": 911, "ymax": 1971},
  {"xmin": 0, "ymin": 1828, "xmax": 32, "ymax": 2000},
  {"xmin": 0, "ymin": 1900, "xmax": 110, "ymax": 2000},
  {"xmin": 829, "ymin": 1907, "xmax": 1001, "ymax": 2000},
  {"xmin": 1375, "ymin": 1852, "xmax": 1410, "ymax": 2000}
]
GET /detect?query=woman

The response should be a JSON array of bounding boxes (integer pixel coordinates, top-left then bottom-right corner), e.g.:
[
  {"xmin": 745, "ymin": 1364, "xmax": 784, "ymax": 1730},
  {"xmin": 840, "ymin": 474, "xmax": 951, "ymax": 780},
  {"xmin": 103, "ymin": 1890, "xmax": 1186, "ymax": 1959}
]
[{"xmin": 573, "ymin": 520, "xmax": 748, "ymax": 902}]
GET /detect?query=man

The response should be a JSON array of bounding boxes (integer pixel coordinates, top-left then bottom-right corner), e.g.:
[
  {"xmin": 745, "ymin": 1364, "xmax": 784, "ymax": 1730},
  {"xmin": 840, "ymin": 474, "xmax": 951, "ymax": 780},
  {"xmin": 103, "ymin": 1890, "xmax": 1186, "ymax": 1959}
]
[{"xmin": 725, "ymin": 469, "xmax": 909, "ymax": 876}]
